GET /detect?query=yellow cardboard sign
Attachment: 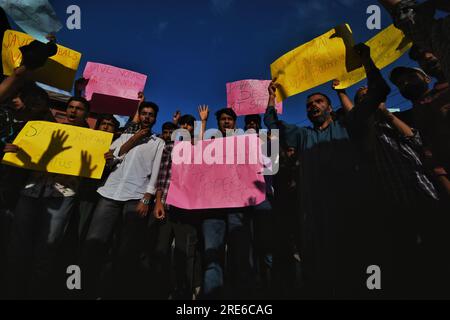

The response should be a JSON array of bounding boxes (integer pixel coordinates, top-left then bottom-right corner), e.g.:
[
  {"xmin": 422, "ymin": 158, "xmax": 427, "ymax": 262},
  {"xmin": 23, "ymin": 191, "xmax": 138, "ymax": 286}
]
[
  {"xmin": 2, "ymin": 30, "xmax": 82, "ymax": 92},
  {"xmin": 270, "ymin": 24, "xmax": 411, "ymax": 101},
  {"xmin": 2, "ymin": 121, "xmax": 113, "ymax": 179},
  {"xmin": 271, "ymin": 24, "xmax": 355, "ymax": 102},
  {"xmin": 336, "ymin": 24, "xmax": 412, "ymax": 89}
]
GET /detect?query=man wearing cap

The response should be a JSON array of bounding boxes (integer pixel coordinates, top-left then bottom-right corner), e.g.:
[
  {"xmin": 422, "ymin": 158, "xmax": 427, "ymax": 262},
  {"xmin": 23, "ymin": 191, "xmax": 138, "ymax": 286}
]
[
  {"xmin": 333, "ymin": 51, "xmax": 442, "ymax": 297},
  {"xmin": 390, "ymin": 66, "xmax": 450, "ymax": 197}
]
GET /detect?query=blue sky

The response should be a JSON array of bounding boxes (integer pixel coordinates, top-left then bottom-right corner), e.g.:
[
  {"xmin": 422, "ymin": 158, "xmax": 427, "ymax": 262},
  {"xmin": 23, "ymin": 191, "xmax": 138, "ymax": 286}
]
[{"xmin": 9, "ymin": 0, "xmax": 423, "ymax": 129}]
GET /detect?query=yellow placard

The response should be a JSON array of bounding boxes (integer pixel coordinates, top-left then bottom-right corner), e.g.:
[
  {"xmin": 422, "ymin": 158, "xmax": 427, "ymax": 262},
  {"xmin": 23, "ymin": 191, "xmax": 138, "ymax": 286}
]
[
  {"xmin": 2, "ymin": 121, "xmax": 113, "ymax": 179},
  {"xmin": 336, "ymin": 24, "xmax": 412, "ymax": 89},
  {"xmin": 270, "ymin": 24, "xmax": 355, "ymax": 102},
  {"xmin": 2, "ymin": 30, "xmax": 82, "ymax": 92},
  {"xmin": 270, "ymin": 24, "xmax": 412, "ymax": 101}
]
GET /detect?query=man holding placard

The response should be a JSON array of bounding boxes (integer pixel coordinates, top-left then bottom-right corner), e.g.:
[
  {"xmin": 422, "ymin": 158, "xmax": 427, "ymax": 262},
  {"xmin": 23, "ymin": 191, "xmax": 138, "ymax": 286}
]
[
  {"xmin": 200, "ymin": 108, "xmax": 253, "ymax": 299},
  {"xmin": 264, "ymin": 44, "xmax": 391, "ymax": 298},
  {"xmin": 4, "ymin": 96, "xmax": 92, "ymax": 299}
]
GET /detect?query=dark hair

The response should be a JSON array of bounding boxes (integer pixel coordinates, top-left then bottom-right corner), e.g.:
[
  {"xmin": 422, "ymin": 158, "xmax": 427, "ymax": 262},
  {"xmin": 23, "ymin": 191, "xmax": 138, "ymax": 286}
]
[
  {"xmin": 306, "ymin": 92, "xmax": 332, "ymax": 107},
  {"xmin": 179, "ymin": 114, "xmax": 196, "ymax": 127},
  {"xmin": 162, "ymin": 122, "xmax": 178, "ymax": 131},
  {"xmin": 67, "ymin": 96, "xmax": 90, "ymax": 113},
  {"xmin": 244, "ymin": 114, "xmax": 262, "ymax": 128},
  {"xmin": 95, "ymin": 114, "xmax": 120, "ymax": 130},
  {"xmin": 215, "ymin": 108, "xmax": 237, "ymax": 122},
  {"xmin": 139, "ymin": 101, "xmax": 159, "ymax": 117},
  {"xmin": 408, "ymin": 45, "xmax": 424, "ymax": 61},
  {"xmin": 18, "ymin": 82, "xmax": 50, "ymax": 116},
  {"xmin": 353, "ymin": 87, "xmax": 368, "ymax": 104}
]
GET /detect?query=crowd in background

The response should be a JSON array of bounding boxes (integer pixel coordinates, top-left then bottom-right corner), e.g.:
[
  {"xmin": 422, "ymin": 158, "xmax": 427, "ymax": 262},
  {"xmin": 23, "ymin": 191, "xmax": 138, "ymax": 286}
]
[{"xmin": 0, "ymin": 0, "xmax": 449, "ymax": 300}]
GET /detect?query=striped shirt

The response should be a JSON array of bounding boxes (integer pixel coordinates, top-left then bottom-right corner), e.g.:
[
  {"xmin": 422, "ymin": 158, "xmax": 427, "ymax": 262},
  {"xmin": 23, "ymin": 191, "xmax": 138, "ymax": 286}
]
[
  {"xmin": 372, "ymin": 119, "xmax": 439, "ymax": 204},
  {"xmin": 156, "ymin": 141, "xmax": 174, "ymax": 209}
]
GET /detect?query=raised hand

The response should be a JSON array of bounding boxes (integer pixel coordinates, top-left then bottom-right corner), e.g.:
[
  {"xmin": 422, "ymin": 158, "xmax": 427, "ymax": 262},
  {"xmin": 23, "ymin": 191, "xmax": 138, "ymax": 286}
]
[
  {"xmin": 45, "ymin": 34, "xmax": 57, "ymax": 43},
  {"xmin": 198, "ymin": 105, "xmax": 209, "ymax": 122},
  {"xmin": 138, "ymin": 91, "xmax": 145, "ymax": 105},
  {"xmin": 353, "ymin": 43, "xmax": 371, "ymax": 62},
  {"xmin": 332, "ymin": 79, "xmax": 340, "ymax": 90},
  {"xmin": 173, "ymin": 110, "xmax": 181, "ymax": 125},
  {"xmin": 268, "ymin": 78, "xmax": 278, "ymax": 98},
  {"xmin": 19, "ymin": 40, "xmax": 58, "ymax": 70}
]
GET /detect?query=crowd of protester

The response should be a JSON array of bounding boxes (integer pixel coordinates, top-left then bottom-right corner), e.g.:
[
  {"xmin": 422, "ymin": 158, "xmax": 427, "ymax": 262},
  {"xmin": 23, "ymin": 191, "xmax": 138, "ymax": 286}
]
[{"xmin": 0, "ymin": 0, "xmax": 449, "ymax": 300}]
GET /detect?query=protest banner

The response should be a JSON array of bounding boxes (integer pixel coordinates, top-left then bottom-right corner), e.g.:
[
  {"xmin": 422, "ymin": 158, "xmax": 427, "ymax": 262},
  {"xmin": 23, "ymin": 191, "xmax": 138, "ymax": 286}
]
[
  {"xmin": 335, "ymin": 24, "xmax": 412, "ymax": 89},
  {"xmin": 2, "ymin": 29, "xmax": 82, "ymax": 92},
  {"xmin": 2, "ymin": 121, "xmax": 113, "ymax": 179},
  {"xmin": 166, "ymin": 134, "xmax": 266, "ymax": 210},
  {"xmin": 0, "ymin": 0, "xmax": 62, "ymax": 43},
  {"xmin": 226, "ymin": 80, "xmax": 283, "ymax": 116},
  {"xmin": 271, "ymin": 24, "xmax": 410, "ymax": 101},
  {"xmin": 270, "ymin": 24, "xmax": 354, "ymax": 102},
  {"xmin": 83, "ymin": 62, "xmax": 147, "ymax": 116}
]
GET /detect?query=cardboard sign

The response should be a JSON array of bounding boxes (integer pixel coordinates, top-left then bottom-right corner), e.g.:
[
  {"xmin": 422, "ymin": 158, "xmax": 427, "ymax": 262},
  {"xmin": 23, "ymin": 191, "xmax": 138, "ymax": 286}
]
[{"xmin": 2, "ymin": 121, "xmax": 113, "ymax": 179}]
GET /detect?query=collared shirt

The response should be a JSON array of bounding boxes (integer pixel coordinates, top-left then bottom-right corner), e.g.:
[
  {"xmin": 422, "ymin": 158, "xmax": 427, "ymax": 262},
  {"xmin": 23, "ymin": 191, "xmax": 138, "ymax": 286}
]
[
  {"xmin": 97, "ymin": 133, "xmax": 165, "ymax": 201},
  {"xmin": 156, "ymin": 141, "xmax": 174, "ymax": 209}
]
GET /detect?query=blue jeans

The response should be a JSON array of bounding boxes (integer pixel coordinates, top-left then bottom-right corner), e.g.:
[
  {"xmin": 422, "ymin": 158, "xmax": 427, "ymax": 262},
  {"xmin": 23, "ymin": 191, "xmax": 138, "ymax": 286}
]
[
  {"xmin": 202, "ymin": 210, "xmax": 252, "ymax": 299},
  {"xmin": 81, "ymin": 197, "xmax": 147, "ymax": 299},
  {"xmin": 251, "ymin": 198, "xmax": 274, "ymax": 270},
  {"xmin": 7, "ymin": 195, "xmax": 75, "ymax": 299}
]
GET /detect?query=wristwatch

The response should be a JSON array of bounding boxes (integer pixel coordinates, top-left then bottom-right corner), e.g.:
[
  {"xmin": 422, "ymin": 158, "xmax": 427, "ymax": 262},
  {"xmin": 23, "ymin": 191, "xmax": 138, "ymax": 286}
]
[{"xmin": 140, "ymin": 198, "xmax": 151, "ymax": 206}]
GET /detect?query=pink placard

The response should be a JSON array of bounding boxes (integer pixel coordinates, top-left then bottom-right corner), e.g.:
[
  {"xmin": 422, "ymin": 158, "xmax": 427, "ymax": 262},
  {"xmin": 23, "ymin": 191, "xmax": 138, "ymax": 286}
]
[
  {"xmin": 227, "ymin": 80, "xmax": 283, "ymax": 116},
  {"xmin": 166, "ymin": 135, "xmax": 267, "ymax": 210},
  {"xmin": 83, "ymin": 62, "xmax": 147, "ymax": 116}
]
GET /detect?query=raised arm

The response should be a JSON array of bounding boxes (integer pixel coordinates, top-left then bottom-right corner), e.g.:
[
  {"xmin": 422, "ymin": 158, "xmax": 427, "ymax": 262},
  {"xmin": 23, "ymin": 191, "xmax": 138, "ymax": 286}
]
[
  {"xmin": 348, "ymin": 43, "xmax": 391, "ymax": 123},
  {"xmin": 378, "ymin": 103, "xmax": 414, "ymax": 137},
  {"xmin": 1, "ymin": 39, "xmax": 57, "ymax": 102},
  {"xmin": 331, "ymin": 79, "xmax": 354, "ymax": 113},
  {"xmin": 118, "ymin": 128, "xmax": 150, "ymax": 157},
  {"xmin": 198, "ymin": 105, "xmax": 209, "ymax": 140},
  {"xmin": 0, "ymin": 66, "xmax": 30, "ymax": 102},
  {"xmin": 264, "ymin": 79, "xmax": 303, "ymax": 149},
  {"xmin": 264, "ymin": 80, "xmax": 281, "ymax": 130}
]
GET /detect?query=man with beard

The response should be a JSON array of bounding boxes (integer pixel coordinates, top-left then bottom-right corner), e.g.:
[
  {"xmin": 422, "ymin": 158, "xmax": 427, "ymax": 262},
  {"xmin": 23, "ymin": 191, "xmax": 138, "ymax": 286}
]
[
  {"xmin": 264, "ymin": 44, "xmax": 391, "ymax": 298},
  {"xmin": 81, "ymin": 102, "xmax": 165, "ymax": 299},
  {"xmin": 389, "ymin": 66, "xmax": 450, "ymax": 197}
]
